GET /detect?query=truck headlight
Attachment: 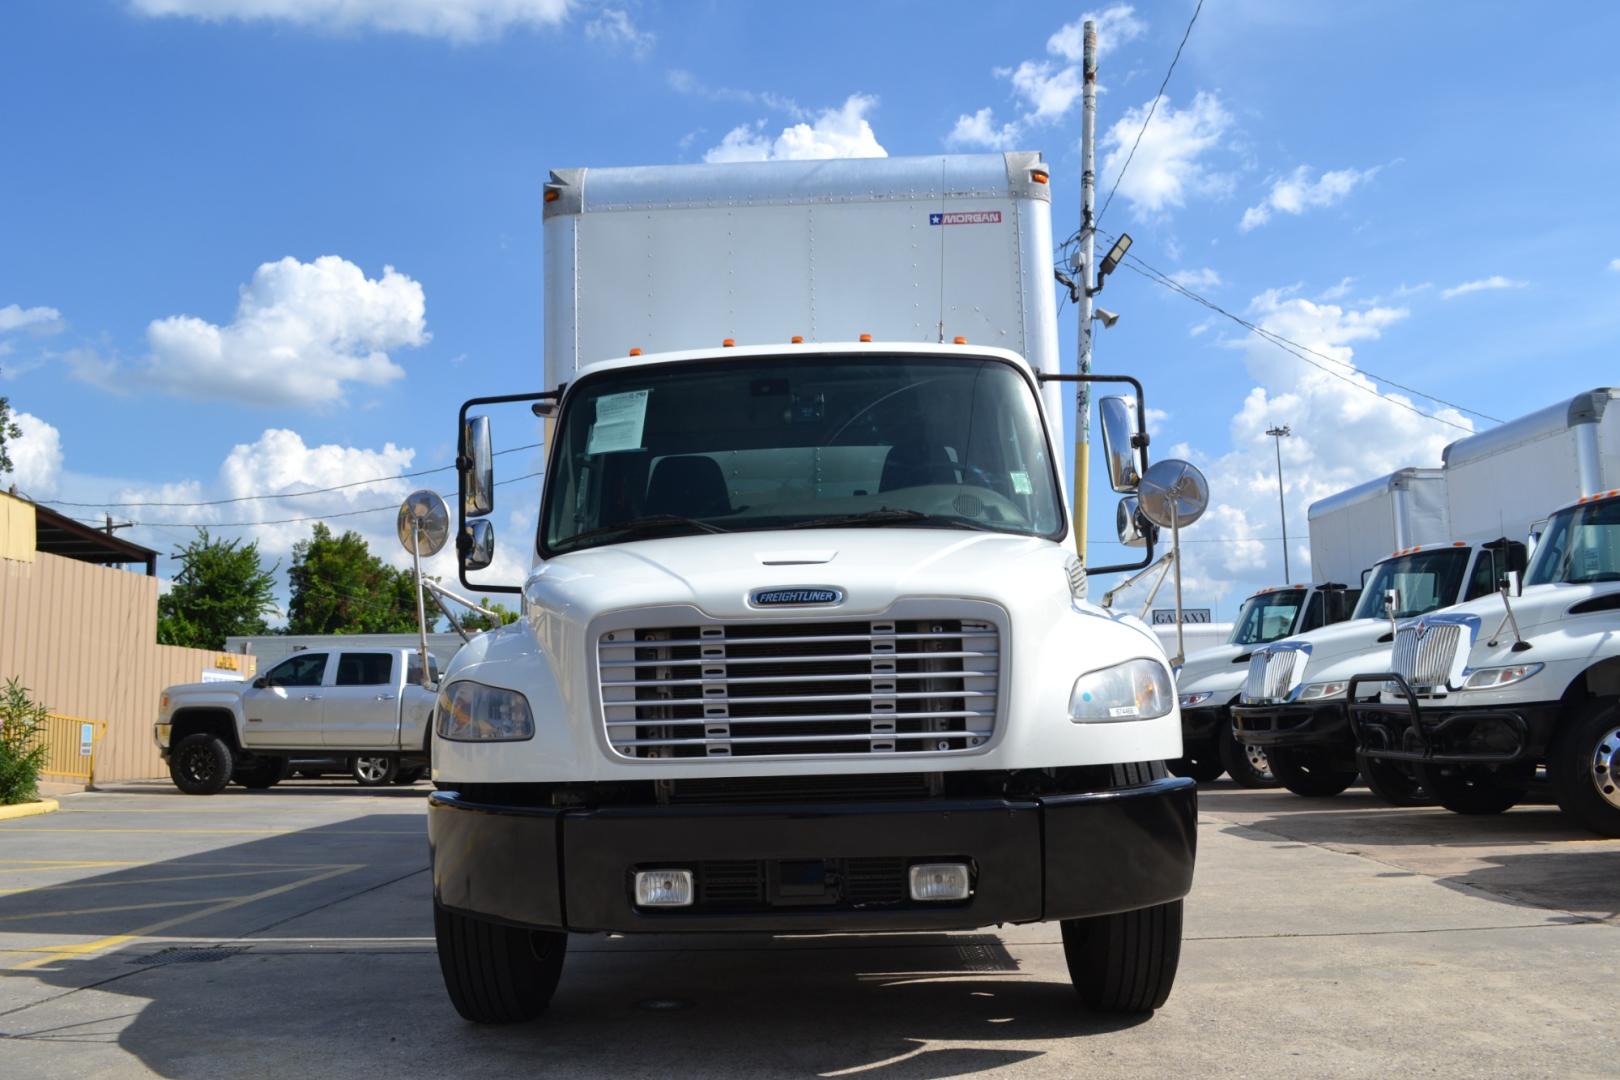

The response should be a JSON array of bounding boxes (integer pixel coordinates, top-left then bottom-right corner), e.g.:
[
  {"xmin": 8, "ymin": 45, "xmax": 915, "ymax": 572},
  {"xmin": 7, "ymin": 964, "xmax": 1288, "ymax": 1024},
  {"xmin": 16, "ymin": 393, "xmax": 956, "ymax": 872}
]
[
  {"xmin": 1296, "ymin": 681, "xmax": 1347, "ymax": 701},
  {"xmin": 1070, "ymin": 659, "xmax": 1173, "ymax": 723},
  {"xmin": 1462, "ymin": 663, "xmax": 1543, "ymax": 690},
  {"xmin": 436, "ymin": 682, "xmax": 535, "ymax": 742},
  {"xmin": 1178, "ymin": 691, "xmax": 1213, "ymax": 709}
]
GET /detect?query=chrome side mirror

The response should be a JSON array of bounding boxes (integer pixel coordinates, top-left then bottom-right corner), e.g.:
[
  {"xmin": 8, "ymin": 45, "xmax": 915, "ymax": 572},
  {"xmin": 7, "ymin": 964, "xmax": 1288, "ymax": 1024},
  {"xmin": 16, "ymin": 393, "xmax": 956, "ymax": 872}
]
[
  {"xmin": 1098, "ymin": 396, "xmax": 1141, "ymax": 493},
  {"xmin": 1384, "ymin": 589, "xmax": 1401, "ymax": 616},
  {"xmin": 462, "ymin": 519, "xmax": 495, "ymax": 571},
  {"xmin": 1116, "ymin": 496, "xmax": 1148, "ymax": 549},
  {"xmin": 462, "ymin": 415, "xmax": 494, "ymax": 517},
  {"xmin": 1502, "ymin": 570, "xmax": 1522, "ymax": 598}
]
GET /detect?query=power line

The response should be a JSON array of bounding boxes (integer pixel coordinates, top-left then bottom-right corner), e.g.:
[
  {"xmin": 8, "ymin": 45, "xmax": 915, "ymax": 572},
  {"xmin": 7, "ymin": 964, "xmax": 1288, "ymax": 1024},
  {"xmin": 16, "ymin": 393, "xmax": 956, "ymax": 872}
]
[
  {"xmin": 1096, "ymin": 0, "xmax": 1205, "ymax": 228},
  {"xmin": 39, "ymin": 442, "xmax": 543, "ymax": 510}
]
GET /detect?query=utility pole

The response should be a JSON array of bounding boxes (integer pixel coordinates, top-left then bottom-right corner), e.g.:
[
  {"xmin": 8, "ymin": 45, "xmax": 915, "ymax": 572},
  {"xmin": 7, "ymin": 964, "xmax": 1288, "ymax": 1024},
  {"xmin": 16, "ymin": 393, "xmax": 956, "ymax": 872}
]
[
  {"xmin": 1073, "ymin": 18, "xmax": 1097, "ymax": 562},
  {"xmin": 1266, "ymin": 425, "xmax": 1292, "ymax": 583}
]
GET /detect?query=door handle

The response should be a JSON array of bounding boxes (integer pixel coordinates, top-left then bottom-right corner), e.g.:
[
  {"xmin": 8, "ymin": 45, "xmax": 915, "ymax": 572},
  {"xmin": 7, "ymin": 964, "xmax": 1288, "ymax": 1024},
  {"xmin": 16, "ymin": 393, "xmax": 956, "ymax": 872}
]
[
  {"xmin": 302, "ymin": 695, "xmax": 322, "ymax": 702},
  {"xmin": 374, "ymin": 694, "xmax": 396, "ymax": 702}
]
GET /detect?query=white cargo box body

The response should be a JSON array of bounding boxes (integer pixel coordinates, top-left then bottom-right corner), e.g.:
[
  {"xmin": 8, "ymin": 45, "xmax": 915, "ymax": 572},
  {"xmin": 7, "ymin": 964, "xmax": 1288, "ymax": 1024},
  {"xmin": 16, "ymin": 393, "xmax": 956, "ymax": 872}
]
[
  {"xmin": 541, "ymin": 153, "xmax": 1064, "ymax": 441},
  {"xmin": 1307, "ymin": 467, "xmax": 1449, "ymax": 585},
  {"xmin": 1442, "ymin": 388, "xmax": 1620, "ymax": 543}
]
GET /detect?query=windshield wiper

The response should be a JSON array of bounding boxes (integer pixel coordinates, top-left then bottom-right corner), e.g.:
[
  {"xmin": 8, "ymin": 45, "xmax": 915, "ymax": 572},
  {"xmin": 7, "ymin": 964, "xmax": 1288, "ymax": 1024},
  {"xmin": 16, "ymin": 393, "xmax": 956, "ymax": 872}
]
[
  {"xmin": 786, "ymin": 508, "xmax": 991, "ymax": 531},
  {"xmin": 556, "ymin": 514, "xmax": 730, "ymax": 551}
]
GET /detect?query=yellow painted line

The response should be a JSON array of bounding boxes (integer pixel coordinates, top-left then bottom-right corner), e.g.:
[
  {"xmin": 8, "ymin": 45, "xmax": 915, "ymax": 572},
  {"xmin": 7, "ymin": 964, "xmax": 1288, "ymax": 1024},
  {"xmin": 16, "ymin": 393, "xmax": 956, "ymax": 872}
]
[
  {"xmin": 5, "ymin": 864, "xmax": 362, "ymax": 971},
  {"xmin": 0, "ymin": 801, "xmax": 59, "ymax": 823},
  {"xmin": 0, "ymin": 896, "xmax": 243, "ymax": 923},
  {"xmin": 0, "ymin": 861, "xmax": 140, "ymax": 872},
  {"xmin": 0, "ymin": 866, "xmax": 333, "ymax": 896},
  {"xmin": 0, "ymin": 828, "xmax": 423, "ymax": 836}
]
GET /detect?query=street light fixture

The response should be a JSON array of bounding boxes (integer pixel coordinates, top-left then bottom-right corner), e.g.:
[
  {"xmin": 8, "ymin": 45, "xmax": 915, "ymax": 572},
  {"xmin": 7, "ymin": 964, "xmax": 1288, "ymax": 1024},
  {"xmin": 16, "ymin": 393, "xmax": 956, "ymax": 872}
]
[{"xmin": 1266, "ymin": 425, "xmax": 1292, "ymax": 584}]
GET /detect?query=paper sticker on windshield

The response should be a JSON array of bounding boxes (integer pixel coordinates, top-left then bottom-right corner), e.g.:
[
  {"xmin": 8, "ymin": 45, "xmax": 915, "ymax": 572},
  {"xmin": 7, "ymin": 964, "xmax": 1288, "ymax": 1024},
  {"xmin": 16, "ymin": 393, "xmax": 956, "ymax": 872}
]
[
  {"xmin": 586, "ymin": 389, "xmax": 649, "ymax": 455},
  {"xmin": 1010, "ymin": 471, "xmax": 1033, "ymax": 495}
]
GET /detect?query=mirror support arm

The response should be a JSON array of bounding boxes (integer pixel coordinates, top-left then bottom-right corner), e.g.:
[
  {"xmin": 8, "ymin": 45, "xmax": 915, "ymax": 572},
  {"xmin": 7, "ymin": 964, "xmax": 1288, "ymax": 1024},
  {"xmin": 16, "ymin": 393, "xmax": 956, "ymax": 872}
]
[
  {"xmin": 1037, "ymin": 372, "xmax": 1155, "ymax": 576},
  {"xmin": 456, "ymin": 390, "xmax": 559, "ymax": 594}
]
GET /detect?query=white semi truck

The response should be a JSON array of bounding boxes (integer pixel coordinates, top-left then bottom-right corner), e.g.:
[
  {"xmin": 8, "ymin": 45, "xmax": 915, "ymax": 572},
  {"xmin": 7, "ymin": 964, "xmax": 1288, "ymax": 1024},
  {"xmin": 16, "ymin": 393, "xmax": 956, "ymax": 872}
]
[
  {"xmin": 1172, "ymin": 468, "xmax": 1438, "ymax": 787},
  {"xmin": 1347, "ymin": 390, "xmax": 1620, "ymax": 832},
  {"xmin": 426, "ymin": 153, "xmax": 1202, "ymax": 1024}
]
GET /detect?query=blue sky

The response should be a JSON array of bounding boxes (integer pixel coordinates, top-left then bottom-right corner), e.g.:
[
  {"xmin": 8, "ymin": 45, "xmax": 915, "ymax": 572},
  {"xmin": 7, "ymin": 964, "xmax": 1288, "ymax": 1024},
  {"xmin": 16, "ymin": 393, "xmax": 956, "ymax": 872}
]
[{"xmin": 3, "ymin": 0, "xmax": 1619, "ymax": 619}]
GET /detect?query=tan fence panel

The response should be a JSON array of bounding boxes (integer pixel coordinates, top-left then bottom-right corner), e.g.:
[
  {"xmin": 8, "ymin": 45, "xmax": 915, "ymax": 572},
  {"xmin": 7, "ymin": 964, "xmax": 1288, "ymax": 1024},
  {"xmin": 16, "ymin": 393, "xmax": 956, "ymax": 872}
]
[{"xmin": 0, "ymin": 552, "xmax": 256, "ymax": 783}]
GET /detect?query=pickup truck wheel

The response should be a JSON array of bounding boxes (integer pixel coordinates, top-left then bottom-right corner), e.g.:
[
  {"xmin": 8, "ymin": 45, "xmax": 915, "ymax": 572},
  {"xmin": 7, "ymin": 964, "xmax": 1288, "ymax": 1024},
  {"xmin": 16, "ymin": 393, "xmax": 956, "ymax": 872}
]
[
  {"xmin": 234, "ymin": 758, "xmax": 289, "ymax": 790},
  {"xmin": 1061, "ymin": 899, "xmax": 1182, "ymax": 1014},
  {"xmin": 1356, "ymin": 754, "xmax": 1428, "ymax": 806},
  {"xmin": 1218, "ymin": 724, "xmax": 1278, "ymax": 788},
  {"xmin": 351, "ymin": 755, "xmax": 398, "ymax": 786},
  {"xmin": 1417, "ymin": 762, "xmax": 1528, "ymax": 815},
  {"xmin": 170, "ymin": 733, "xmax": 234, "ymax": 795},
  {"xmin": 1268, "ymin": 747, "xmax": 1358, "ymax": 797},
  {"xmin": 1166, "ymin": 747, "xmax": 1224, "ymax": 783},
  {"xmin": 1549, "ymin": 699, "xmax": 1620, "ymax": 837},
  {"xmin": 434, "ymin": 902, "xmax": 567, "ymax": 1024}
]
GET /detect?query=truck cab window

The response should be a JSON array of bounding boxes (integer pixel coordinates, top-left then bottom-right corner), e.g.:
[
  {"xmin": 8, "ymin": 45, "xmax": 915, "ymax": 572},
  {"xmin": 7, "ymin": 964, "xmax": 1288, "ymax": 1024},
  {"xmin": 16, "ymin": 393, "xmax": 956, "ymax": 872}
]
[
  {"xmin": 336, "ymin": 653, "xmax": 394, "ymax": 687},
  {"xmin": 1525, "ymin": 499, "xmax": 1620, "ymax": 585},
  {"xmin": 406, "ymin": 654, "xmax": 440, "ymax": 686},
  {"xmin": 264, "ymin": 653, "xmax": 327, "ymax": 688},
  {"xmin": 1351, "ymin": 549, "xmax": 1470, "ymax": 620},
  {"xmin": 1298, "ymin": 591, "xmax": 1326, "ymax": 633},
  {"xmin": 1227, "ymin": 589, "xmax": 1306, "ymax": 646}
]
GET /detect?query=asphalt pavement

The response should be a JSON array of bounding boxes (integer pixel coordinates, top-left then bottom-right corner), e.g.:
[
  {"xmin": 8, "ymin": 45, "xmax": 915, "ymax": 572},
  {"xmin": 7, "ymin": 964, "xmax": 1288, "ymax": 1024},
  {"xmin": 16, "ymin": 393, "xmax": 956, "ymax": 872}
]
[{"xmin": 0, "ymin": 779, "xmax": 1615, "ymax": 1079}]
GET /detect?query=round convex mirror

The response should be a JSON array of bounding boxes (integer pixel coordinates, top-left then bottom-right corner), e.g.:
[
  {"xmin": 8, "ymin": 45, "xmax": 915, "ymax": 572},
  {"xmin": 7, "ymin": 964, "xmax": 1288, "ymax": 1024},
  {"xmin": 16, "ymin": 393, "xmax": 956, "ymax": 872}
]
[
  {"xmin": 1135, "ymin": 459, "xmax": 1209, "ymax": 530},
  {"xmin": 397, "ymin": 489, "xmax": 451, "ymax": 557}
]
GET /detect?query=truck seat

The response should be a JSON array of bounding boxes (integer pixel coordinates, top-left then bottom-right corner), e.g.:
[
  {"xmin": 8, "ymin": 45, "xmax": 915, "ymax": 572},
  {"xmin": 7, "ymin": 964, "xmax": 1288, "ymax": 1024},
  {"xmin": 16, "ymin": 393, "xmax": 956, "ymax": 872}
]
[
  {"xmin": 644, "ymin": 455, "xmax": 732, "ymax": 517},
  {"xmin": 880, "ymin": 442, "xmax": 959, "ymax": 492}
]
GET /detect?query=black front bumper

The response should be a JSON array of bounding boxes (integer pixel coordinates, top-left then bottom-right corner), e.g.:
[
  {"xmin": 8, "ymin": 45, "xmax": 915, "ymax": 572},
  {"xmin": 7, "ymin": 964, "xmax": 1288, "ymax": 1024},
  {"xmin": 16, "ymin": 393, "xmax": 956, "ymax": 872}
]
[
  {"xmin": 1230, "ymin": 699, "xmax": 1350, "ymax": 750},
  {"xmin": 1345, "ymin": 673, "xmax": 1559, "ymax": 767},
  {"xmin": 427, "ymin": 776, "xmax": 1197, "ymax": 934}
]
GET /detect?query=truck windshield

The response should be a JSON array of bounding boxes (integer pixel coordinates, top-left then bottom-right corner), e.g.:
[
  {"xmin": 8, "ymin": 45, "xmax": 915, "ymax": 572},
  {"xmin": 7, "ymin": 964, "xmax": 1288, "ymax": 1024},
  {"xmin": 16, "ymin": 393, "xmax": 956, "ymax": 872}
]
[
  {"xmin": 1524, "ymin": 499, "xmax": 1620, "ymax": 585},
  {"xmin": 541, "ymin": 355, "xmax": 1063, "ymax": 554},
  {"xmin": 1350, "ymin": 549, "xmax": 1470, "ymax": 619},
  {"xmin": 1227, "ymin": 589, "xmax": 1306, "ymax": 645}
]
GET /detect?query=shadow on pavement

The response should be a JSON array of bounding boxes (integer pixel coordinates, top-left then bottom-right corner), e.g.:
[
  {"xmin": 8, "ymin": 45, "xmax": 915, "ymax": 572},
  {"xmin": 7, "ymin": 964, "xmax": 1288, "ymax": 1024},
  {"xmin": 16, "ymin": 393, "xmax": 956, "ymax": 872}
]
[
  {"xmin": 1435, "ymin": 849, "xmax": 1620, "ymax": 921},
  {"xmin": 1, "ymin": 812, "xmax": 1147, "ymax": 1079}
]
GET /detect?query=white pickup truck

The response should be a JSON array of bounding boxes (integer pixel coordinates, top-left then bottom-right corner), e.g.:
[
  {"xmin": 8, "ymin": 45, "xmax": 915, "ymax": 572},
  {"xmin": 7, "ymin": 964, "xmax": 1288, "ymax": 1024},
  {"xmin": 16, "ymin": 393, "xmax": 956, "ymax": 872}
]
[{"xmin": 156, "ymin": 647, "xmax": 438, "ymax": 794}]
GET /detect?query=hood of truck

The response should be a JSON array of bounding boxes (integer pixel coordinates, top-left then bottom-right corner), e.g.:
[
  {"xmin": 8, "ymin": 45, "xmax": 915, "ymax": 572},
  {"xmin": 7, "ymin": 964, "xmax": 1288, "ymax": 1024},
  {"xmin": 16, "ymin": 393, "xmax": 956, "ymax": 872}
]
[
  {"xmin": 1251, "ymin": 618, "xmax": 1391, "ymax": 688},
  {"xmin": 1174, "ymin": 643, "xmax": 1251, "ymax": 701}
]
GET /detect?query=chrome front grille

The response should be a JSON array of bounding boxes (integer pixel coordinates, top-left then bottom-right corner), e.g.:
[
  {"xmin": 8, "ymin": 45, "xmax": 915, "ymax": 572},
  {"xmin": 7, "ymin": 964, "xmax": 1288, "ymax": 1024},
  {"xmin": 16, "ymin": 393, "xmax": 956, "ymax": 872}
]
[
  {"xmin": 1243, "ymin": 649, "xmax": 1300, "ymax": 703},
  {"xmin": 1392, "ymin": 623, "xmax": 1461, "ymax": 690},
  {"xmin": 597, "ymin": 618, "xmax": 1001, "ymax": 759}
]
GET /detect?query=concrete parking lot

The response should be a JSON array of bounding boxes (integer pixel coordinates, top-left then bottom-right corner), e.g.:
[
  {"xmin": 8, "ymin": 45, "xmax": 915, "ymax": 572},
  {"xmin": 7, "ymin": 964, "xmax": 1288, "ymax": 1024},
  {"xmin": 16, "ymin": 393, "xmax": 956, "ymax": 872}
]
[{"xmin": 1, "ymin": 779, "xmax": 1616, "ymax": 1079}]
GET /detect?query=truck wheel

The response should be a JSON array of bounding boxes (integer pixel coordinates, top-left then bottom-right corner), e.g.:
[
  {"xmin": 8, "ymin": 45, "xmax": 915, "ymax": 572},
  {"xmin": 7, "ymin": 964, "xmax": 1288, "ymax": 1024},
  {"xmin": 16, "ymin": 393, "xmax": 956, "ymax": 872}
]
[
  {"xmin": 1549, "ymin": 699, "xmax": 1620, "ymax": 837},
  {"xmin": 434, "ymin": 902, "xmax": 568, "ymax": 1024},
  {"xmin": 1417, "ymin": 763, "xmax": 1527, "ymax": 815},
  {"xmin": 1218, "ymin": 725, "xmax": 1278, "ymax": 788},
  {"xmin": 1167, "ymin": 747, "xmax": 1224, "ymax": 783},
  {"xmin": 170, "ymin": 733, "xmax": 234, "ymax": 795},
  {"xmin": 1268, "ymin": 747, "xmax": 1357, "ymax": 797},
  {"xmin": 234, "ymin": 758, "xmax": 289, "ymax": 790},
  {"xmin": 1061, "ymin": 899, "xmax": 1182, "ymax": 1014},
  {"xmin": 1356, "ymin": 754, "xmax": 1428, "ymax": 806},
  {"xmin": 351, "ymin": 755, "xmax": 398, "ymax": 786}
]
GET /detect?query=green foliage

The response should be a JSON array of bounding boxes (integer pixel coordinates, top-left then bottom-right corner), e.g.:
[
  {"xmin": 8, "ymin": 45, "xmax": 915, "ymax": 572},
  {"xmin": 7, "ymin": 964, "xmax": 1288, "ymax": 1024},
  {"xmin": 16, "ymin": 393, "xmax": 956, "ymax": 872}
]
[
  {"xmin": 0, "ymin": 376, "xmax": 23, "ymax": 480},
  {"xmin": 287, "ymin": 523, "xmax": 439, "ymax": 635},
  {"xmin": 459, "ymin": 599, "xmax": 521, "ymax": 633},
  {"xmin": 0, "ymin": 679, "xmax": 50, "ymax": 805},
  {"xmin": 157, "ymin": 529, "xmax": 279, "ymax": 650}
]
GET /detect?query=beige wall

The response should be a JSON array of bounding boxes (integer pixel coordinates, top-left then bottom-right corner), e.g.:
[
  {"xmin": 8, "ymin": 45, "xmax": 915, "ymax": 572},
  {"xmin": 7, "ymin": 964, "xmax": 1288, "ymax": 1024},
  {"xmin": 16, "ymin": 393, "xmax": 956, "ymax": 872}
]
[{"xmin": 0, "ymin": 550, "xmax": 255, "ymax": 782}]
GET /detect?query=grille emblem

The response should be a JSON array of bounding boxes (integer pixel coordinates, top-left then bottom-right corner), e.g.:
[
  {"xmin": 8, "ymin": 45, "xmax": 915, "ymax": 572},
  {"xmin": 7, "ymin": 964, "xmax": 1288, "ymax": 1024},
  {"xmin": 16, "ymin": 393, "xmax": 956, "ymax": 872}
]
[{"xmin": 750, "ymin": 587, "xmax": 844, "ymax": 607}]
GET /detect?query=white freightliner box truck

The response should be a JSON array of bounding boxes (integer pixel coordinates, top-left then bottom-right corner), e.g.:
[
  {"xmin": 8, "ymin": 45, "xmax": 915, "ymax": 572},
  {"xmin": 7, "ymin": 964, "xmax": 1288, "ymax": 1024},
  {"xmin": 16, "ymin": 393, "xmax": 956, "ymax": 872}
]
[
  {"xmin": 1171, "ymin": 470, "xmax": 1436, "ymax": 787},
  {"xmin": 426, "ymin": 153, "xmax": 1200, "ymax": 1023},
  {"xmin": 1347, "ymin": 390, "xmax": 1620, "ymax": 832}
]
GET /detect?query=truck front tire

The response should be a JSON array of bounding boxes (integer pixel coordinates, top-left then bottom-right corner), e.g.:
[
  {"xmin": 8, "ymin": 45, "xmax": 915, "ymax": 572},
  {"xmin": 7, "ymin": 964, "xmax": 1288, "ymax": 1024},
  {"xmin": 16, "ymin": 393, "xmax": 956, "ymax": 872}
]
[
  {"xmin": 234, "ymin": 757, "xmax": 288, "ymax": 790},
  {"xmin": 1218, "ymin": 726, "xmax": 1278, "ymax": 788},
  {"xmin": 434, "ymin": 902, "xmax": 568, "ymax": 1024},
  {"xmin": 1061, "ymin": 899, "xmax": 1183, "ymax": 1014},
  {"xmin": 1550, "ymin": 699, "xmax": 1620, "ymax": 837},
  {"xmin": 1417, "ymin": 762, "xmax": 1528, "ymax": 815},
  {"xmin": 170, "ymin": 733, "xmax": 234, "ymax": 796},
  {"xmin": 1357, "ymin": 754, "xmax": 1428, "ymax": 806},
  {"xmin": 1167, "ymin": 747, "xmax": 1224, "ymax": 783},
  {"xmin": 1268, "ymin": 747, "xmax": 1358, "ymax": 797}
]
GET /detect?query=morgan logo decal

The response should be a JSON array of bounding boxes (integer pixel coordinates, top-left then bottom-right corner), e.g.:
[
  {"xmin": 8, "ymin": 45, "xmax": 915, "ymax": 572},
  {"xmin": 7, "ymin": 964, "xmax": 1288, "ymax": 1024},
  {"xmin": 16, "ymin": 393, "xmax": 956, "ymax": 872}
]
[
  {"xmin": 929, "ymin": 211, "xmax": 1001, "ymax": 226},
  {"xmin": 751, "ymin": 587, "xmax": 844, "ymax": 607}
]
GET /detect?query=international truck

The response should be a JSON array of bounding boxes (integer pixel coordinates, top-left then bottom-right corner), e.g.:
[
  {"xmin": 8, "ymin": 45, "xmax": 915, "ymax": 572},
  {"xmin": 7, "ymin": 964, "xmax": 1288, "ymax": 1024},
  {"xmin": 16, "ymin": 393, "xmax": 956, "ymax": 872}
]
[
  {"xmin": 1346, "ymin": 390, "xmax": 1620, "ymax": 832},
  {"xmin": 425, "ymin": 153, "xmax": 1201, "ymax": 1024},
  {"xmin": 156, "ymin": 647, "xmax": 439, "ymax": 792}
]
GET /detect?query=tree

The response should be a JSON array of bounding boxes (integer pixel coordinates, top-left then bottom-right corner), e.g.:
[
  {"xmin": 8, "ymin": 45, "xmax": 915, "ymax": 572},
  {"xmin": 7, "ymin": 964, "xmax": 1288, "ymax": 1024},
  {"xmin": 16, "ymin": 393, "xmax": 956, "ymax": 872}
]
[
  {"xmin": 460, "ymin": 598, "xmax": 521, "ymax": 633},
  {"xmin": 0, "ymin": 374, "xmax": 23, "ymax": 481},
  {"xmin": 157, "ymin": 529, "xmax": 279, "ymax": 650},
  {"xmin": 286, "ymin": 523, "xmax": 438, "ymax": 635}
]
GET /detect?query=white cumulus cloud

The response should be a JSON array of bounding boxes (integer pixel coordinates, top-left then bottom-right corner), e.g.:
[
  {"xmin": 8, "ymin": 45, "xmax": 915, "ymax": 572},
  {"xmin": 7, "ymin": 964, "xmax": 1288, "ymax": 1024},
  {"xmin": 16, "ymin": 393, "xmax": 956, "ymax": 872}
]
[
  {"xmin": 704, "ymin": 94, "xmax": 886, "ymax": 163},
  {"xmin": 134, "ymin": 255, "xmax": 427, "ymax": 407},
  {"xmin": 5, "ymin": 412, "xmax": 64, "ymax": 495},
  {"xmin": 127, "ymin": 0, "xmax": 572, "ymax": 42},
  {"xmin": 1239, "ymin": 164, "xmax": 1378, "ymax": 232},
  {"xmin": 585, "ymin": 8, "xmax": 652, "ymax": 57},
  {"xmin": 1168, "ymin": 267, "xmax": 1222, "ymax": 290},
  {"xmin": 1440, "ymin": 275, "xmax": 1528, "ymax": 300},
  {"xmin": 1099, "ymin": 91, "xmax": 1233, "ymax": 217},
  {"xmin": 0, "ymin": 304, "xmax": 64, "ymax": 334},
  {"xmin": 1609, "ymin": 257, "xmax": 1620, "ymax": 272},
  {"xmin": 1047, "ymin": 5, "xmax": 1146, "ymax": 61}
]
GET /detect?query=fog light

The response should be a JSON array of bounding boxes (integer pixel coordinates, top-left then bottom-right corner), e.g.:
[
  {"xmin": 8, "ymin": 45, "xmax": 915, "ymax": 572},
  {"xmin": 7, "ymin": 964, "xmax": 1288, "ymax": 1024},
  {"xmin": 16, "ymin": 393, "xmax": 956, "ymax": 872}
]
[
  {"xmin": 908, "ymin": 862, "xmax": 971, "ymax": 902},
  {"xmin": 634, "ymin": 869, "xmax": 694, "ymax": 908}
]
